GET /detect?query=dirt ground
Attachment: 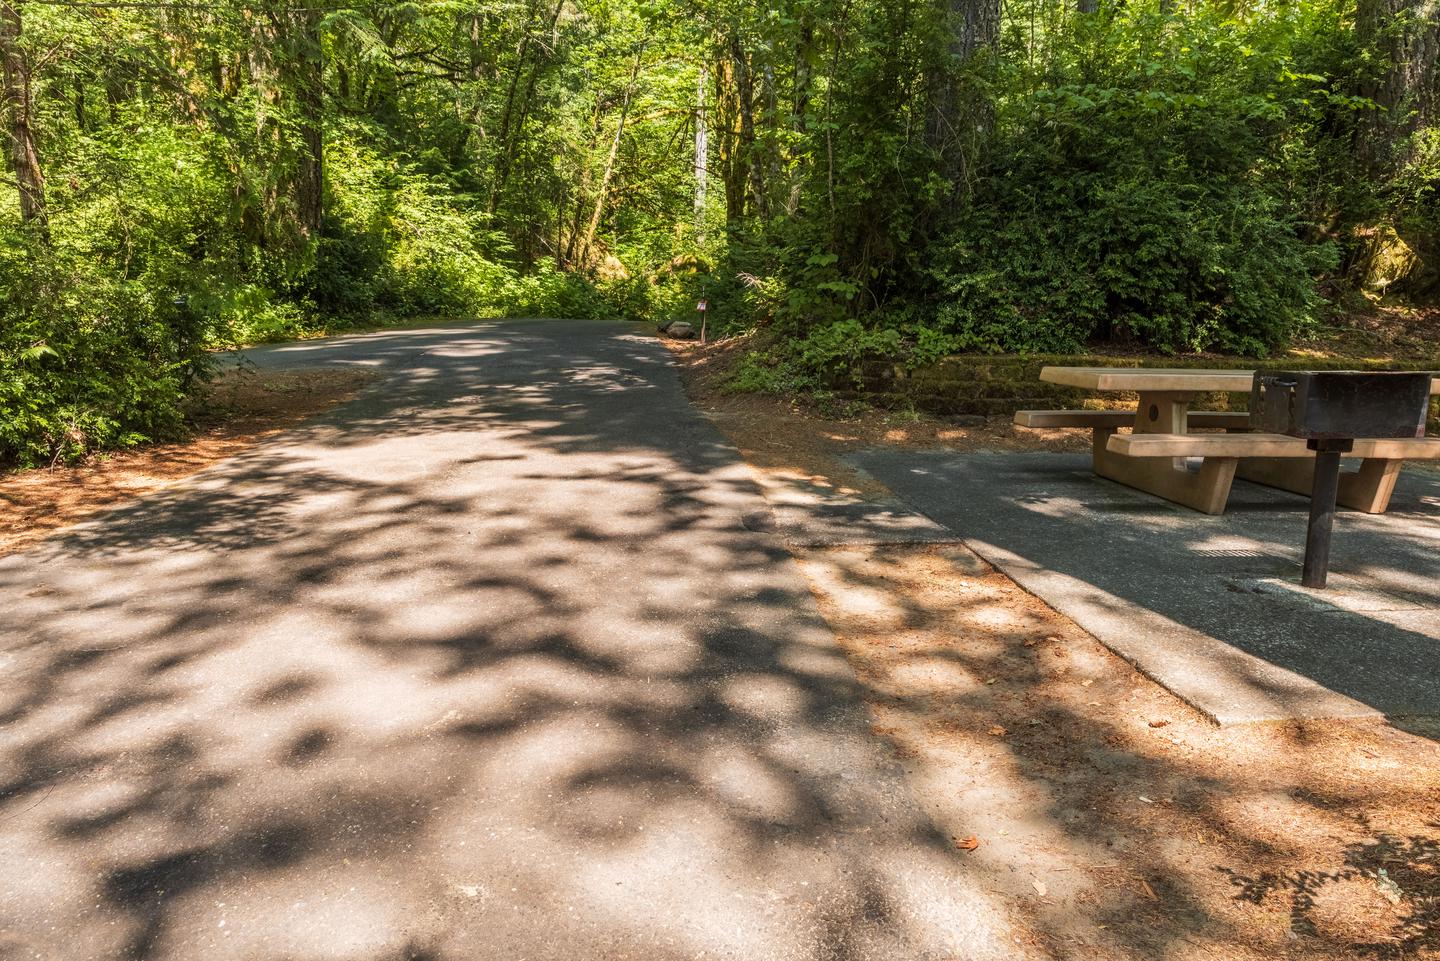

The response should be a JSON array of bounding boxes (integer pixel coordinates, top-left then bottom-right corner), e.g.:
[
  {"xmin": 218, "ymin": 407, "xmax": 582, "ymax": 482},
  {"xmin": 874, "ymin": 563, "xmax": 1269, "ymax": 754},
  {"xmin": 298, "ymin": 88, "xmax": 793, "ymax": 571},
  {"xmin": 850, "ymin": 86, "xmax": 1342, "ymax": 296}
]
[
  {"xmin": 1295, "ymin": 304, "xmax": 1440, "ymax": 362},
  {"xmin": 0, "ymin": 366, "xmax": 375, "ymax": 557},
  {"xmin": 668, "ymin": 335, "xmax": 1092, "ymax": 500},
  {"xmin": 669, "ymin": 334, "xmax": 1440, "ymax": 961}
]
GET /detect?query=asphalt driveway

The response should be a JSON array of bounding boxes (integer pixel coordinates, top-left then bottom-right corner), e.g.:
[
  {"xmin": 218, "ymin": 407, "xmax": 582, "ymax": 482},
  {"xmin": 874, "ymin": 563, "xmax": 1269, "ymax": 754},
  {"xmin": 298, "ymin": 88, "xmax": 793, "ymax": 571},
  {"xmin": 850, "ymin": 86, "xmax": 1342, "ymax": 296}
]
[{"xmin": 0, "ymin": 320, "xmax": 1018, "ymax": 961}]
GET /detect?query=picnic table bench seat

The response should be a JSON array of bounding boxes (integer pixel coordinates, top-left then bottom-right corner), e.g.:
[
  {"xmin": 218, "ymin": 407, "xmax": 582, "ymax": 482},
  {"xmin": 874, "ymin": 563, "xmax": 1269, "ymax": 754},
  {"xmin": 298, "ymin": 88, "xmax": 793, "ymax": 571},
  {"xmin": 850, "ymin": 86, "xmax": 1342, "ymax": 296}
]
[
  {"xmin": 1105, "ymin": 433, "xmax": 1440, "ymax": 515},
  {"xmin": 1013, "ymin": 409, "xmax": 1253, "ymax": 430},
  {"xmin": 1107, "ymin": 433, "xmax": 1440, "ymax": 460},
  {"xmin": 1013, "ymin": 367, "xmax": 1440, "ymax": 515}
]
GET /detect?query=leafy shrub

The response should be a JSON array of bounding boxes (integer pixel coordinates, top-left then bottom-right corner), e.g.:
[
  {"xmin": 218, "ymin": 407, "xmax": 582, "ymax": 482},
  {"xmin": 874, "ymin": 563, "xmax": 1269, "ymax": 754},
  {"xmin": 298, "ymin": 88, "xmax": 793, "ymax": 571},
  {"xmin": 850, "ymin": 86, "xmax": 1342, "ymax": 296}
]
[
  {"xmin": 0, "ymin": 244, "xmax": 200, "ymax": 466},
  {"xmin": 500, "ymin": 262, "xmax": 611, "ymax": 318},
  {"xmin": 727, "ymin": 349, "xmax": 820, "ymax": 394},
  {"xmin": 202, "ymin": 284, "xmax": 319, "ymax": 345},
  {"xmin": 795, "ymin": 319, "xmax": 903, "ymax": 384},
  {"xmin": 928, "ymin": 9, "xmax": 1340, "ymax": 356},
  {"xmin": 319, "ymin": 132, "xmax": 540, "ymax": 320},
  {"xmin": 1385, "ymin": 128, "xmax": 1440, "ymax": 296},
  {"xmin": 934, "ymin": 177, "xmax": 1334, "ymax": 356}
]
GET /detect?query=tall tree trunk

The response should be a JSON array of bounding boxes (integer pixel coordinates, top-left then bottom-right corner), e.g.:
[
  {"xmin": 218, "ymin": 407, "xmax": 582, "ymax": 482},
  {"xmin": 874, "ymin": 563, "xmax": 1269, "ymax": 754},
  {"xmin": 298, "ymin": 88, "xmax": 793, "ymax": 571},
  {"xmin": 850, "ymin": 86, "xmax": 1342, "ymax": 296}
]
[
  {"xmin": 575, "ymin": 46, "xmax": 643, "ymax": 271},
  {"xmin": 713, "ymin": 56, "xmax": 746, "ymax": 223},
  {"xmin": 787, "ymin": 22, "xmax": 812, "ymax": 215},
  {"xmin": 1356, "ymin": 0, "xmax": 1440, "ymax": 293},
  {"xmin": 1356, "ymin": 0, "xmax": 1439, "ymax": 171},
  {"xmin": 926, "ymin": 0, "xmax": 1000, "ymax": 206},
  {"xmin": 240, "ymin": 8, "xmax": 323, "ymax": 249},
  {"xmin": 761, "ymin": 52, "xmax": 780, "ymax": 217},
  {"xmin": 292, "ymin": 7, "xmax": 324, "ymax": 241},
  {"xmin": 563, "ymin": 96, "xmax": 602, "ymax": 266},
  {"xmin": 694, "ymin": 64, "xmax": 708, "ymax": 222},
  {"xmin": 0, "ymin": 1, "xmax": 47, "ymax": 237},
  {"xmin": 487, "ymin": 0, "xmax": 565, "ymax": 214},
  {"xmin": 731, "ymin": 35, "xmax": 764, "ymax": 219}
]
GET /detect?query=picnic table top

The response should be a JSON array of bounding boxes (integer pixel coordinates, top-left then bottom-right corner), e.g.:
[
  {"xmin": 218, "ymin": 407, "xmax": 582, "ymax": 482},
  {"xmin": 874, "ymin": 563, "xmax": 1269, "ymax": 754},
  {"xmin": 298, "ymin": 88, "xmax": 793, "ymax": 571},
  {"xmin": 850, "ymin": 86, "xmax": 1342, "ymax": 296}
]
[{"xmin": 1040, "ymin": 366, "xmax": 1440, "ymax": 394}]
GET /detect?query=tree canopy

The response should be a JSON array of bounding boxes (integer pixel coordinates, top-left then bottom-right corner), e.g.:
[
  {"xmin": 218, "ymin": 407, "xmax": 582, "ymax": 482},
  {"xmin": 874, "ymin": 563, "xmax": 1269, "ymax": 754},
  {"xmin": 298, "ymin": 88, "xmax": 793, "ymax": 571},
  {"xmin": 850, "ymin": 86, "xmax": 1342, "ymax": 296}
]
[{"xmin": 1, "ymin": 0, "xmax": 1437, "ymax": 462}]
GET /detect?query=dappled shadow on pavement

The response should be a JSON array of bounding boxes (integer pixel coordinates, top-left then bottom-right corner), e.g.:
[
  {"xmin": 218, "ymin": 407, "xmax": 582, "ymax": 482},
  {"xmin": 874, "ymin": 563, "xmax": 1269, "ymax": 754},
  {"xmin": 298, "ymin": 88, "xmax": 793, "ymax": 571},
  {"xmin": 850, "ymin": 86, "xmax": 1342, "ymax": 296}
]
[
  {"xmin": 0, "ymin": 321, "xmax": 1025, "ymax": 961},
  {"xmin": 851, "ymin": 450, "xmax": 1440, "ymax": 723},
  {"xmin": 795, "ymin": 543, "xmax": 1440, "ymax": 961}
]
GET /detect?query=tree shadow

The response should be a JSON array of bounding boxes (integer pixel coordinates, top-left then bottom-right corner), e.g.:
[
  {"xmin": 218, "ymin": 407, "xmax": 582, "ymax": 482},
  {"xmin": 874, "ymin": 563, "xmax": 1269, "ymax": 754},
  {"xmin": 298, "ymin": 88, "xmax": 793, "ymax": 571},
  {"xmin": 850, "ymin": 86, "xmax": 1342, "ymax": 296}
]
[
  {"xmin": 851, "ymin": 448, "xmax": 1440, "ymax": 723},
  {"xmin": 0, "ymin": 320, "xmax": 1019, "ymax": 961},
  {"xmin": 794, "ymin": 539, "xmax": 1440, "ymax": 960}
]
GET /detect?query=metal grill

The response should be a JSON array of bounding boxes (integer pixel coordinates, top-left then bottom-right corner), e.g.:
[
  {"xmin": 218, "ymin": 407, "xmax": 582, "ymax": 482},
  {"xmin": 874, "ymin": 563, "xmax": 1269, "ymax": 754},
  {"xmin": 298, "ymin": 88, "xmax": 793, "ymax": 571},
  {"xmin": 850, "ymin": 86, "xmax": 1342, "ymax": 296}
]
[{"xmin": 1250, "ymin": 370, "xmax": 1434, "ymax": 588}]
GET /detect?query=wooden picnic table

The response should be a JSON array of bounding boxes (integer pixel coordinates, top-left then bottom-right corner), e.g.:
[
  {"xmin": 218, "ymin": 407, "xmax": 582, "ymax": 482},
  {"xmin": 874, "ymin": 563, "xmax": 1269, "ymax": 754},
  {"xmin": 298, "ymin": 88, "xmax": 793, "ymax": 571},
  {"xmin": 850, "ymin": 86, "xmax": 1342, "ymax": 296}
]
[
  {"xmin": 1018, "ymin": 367, "xmax": 1440, "ymax": 515},
  {"xmin": 1040, "ymin": 366, "xmax": 1440, "ymax": 394}
]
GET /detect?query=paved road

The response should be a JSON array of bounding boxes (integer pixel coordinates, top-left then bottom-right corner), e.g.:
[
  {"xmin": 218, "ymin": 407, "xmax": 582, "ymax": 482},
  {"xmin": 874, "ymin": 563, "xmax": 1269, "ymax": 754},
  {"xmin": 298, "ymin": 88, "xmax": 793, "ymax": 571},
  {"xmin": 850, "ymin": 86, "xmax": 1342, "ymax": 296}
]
[{"xmin": 0, "ymin": 320, "xmax": 1016, "ymax": 961}]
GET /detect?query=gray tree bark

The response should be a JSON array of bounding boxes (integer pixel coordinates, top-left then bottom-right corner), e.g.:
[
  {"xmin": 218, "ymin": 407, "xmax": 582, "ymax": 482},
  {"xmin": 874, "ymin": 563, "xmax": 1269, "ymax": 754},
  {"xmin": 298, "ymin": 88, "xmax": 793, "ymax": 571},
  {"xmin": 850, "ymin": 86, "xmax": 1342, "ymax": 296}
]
[
  {"xmin": 1355, "ymin": 0, "xmax": 1440, "ymax": 294},
  {"xmin": 0, "ymin": 1, "xmax": 47, "ymax": 237},
  {"xmin": 292, "ymin": 8, "xmax": 324, "ymax": 241},
  {"xmin": 695, "ymin": 64, "xmax": 708, "ymax": 221},
  {"xmin": 926, "ymin": 0, "xmax": 1000, "ymax": 204},
  {"xmin": 1356, "ymin": 0, "xmax": 1439, "ymax": 169}
]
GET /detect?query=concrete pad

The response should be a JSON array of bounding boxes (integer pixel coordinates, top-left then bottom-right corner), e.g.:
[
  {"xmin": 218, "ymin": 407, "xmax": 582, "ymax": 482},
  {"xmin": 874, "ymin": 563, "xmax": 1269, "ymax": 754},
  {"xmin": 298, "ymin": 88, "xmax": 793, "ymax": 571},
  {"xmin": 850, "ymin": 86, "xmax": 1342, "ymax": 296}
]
[
  {"xmin": 0, "ymin": 321, "xmax": 1027, "ymax": 961},
  {"xmin": 746, "ymin": 471, "xmax": 954, "ymax": 547},
  {"xmin": 850, "ymin": 450, "xmax": 1440, "ymax": 724}
]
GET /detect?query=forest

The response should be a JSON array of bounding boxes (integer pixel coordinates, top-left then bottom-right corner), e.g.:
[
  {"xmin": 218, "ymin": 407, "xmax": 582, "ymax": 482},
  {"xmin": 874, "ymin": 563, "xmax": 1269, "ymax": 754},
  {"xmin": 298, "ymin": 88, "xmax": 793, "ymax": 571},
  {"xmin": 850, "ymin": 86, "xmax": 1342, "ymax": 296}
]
[{"xmin": 0, "ymin": 0, "xmax": 1437, "ymax": 463}]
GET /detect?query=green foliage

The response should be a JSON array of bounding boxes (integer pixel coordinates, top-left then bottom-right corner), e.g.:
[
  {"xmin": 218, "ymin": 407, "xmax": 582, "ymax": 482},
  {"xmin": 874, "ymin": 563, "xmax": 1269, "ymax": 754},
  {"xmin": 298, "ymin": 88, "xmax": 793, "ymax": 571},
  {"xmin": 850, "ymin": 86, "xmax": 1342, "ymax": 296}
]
[
  {"xmin": 319, "ymin": 136, "xmax": 519, "ymax": 319},
  {"xmin": 795, "ymin": 320, "xmax": 902, "ymax": 384},
  {"xmin": 0, "ymin": 244, "xmax": 197, "ymax": 466},
  {"xmin": 926, "ymin": 7, "xmax": 1344, "ymax": 357},
  {"xmin": 723, "ymin": 0, "xmax": 1380, "ymax": 381},
  {"xmin": 3, "ymin": 0, "xmax": 1438, "ymax": 461},
  {"xmin": 935, "ymin": 178, "xmax": 1336, "ymax": 356},
  {"xmin": 727, "ymin": 349, "xmax": 821, "ymax": 394}
]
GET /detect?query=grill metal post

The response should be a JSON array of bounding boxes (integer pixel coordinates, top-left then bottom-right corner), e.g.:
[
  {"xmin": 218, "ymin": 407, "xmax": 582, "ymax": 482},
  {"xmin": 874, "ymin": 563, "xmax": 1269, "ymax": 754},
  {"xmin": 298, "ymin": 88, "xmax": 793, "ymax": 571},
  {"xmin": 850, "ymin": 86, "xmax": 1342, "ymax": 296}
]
[
  {"xmin": 1253, "ymin": 370, "xmax": 1433, "ymax": 589},
  {"xmin": 1301, "ymin": 439, "xmax": 1353, "ymax": 588}
]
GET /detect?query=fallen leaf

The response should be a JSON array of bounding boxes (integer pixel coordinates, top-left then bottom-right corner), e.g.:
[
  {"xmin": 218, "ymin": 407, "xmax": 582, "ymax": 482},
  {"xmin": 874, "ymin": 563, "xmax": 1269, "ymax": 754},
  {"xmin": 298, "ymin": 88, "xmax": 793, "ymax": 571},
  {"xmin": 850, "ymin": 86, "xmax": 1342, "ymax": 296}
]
[
  {"xmin": 1148, "ymin": 719, "xmax": 1170, "ymax": 729},
  {"xmin": 956, "ymin": 836, "xmax": 981, "ymax": 851},
  {"xmin": 1375, "ymin": 868, "xmax": 1404, "ymax": 905},
  {"xmin": 1032, "ymin": 880, "xmax": 1048, "ymax": 897},
  {"xmin": 987, "ymin": 725, "xmax": 1008, "ymax": 736},
  {"xmin": 985, "ymin": 678, "xmax": 998, "ymax": 685},
  {"xmin": 1139, "ymin": 879, "xmax": 1159, "ymax": 901}
]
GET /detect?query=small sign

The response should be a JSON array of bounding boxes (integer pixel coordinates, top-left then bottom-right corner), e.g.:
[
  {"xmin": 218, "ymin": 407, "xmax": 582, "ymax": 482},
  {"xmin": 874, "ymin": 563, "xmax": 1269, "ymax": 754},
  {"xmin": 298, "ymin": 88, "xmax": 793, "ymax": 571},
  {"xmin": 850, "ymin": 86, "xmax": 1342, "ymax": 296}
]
[{"xmin": 696, "ymin": 299, "xmax": 708, "ymax": 312}]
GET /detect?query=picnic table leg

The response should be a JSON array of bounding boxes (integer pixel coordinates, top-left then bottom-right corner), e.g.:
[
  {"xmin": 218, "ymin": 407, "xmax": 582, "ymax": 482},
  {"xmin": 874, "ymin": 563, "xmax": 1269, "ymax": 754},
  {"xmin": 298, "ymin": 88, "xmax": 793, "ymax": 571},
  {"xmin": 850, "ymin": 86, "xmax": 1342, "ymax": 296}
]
[
  {"xmin": 1132, "ymin": 391, "xmax": 1192, "ymax": 433},
  {"xmin": 1090, "ymin": 393, "xmax": 1240, "ymax": 515},
  {"xmin": 1235, "ymin": 457, "xmax": 1404, "ymax": 514},
  {"xmin": 1345, "ymin": 458, "xmax": 1404, "ymax": 513},
  {"xmin": 1093, "ymin": 441, "xmax": 1239, "ymax": 514},
  {"xmin": 1132, "ymin": 390, "xmax": 1196, "ymax": 472}
]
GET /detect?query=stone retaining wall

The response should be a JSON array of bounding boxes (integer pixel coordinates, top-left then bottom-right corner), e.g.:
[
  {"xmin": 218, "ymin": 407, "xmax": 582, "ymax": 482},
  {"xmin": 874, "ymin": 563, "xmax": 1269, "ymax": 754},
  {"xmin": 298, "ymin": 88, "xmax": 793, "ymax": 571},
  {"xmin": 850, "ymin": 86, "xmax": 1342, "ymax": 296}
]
[{"xmin": 850, "ymin": 354, "xmax": 1440, "ymax": 431}]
